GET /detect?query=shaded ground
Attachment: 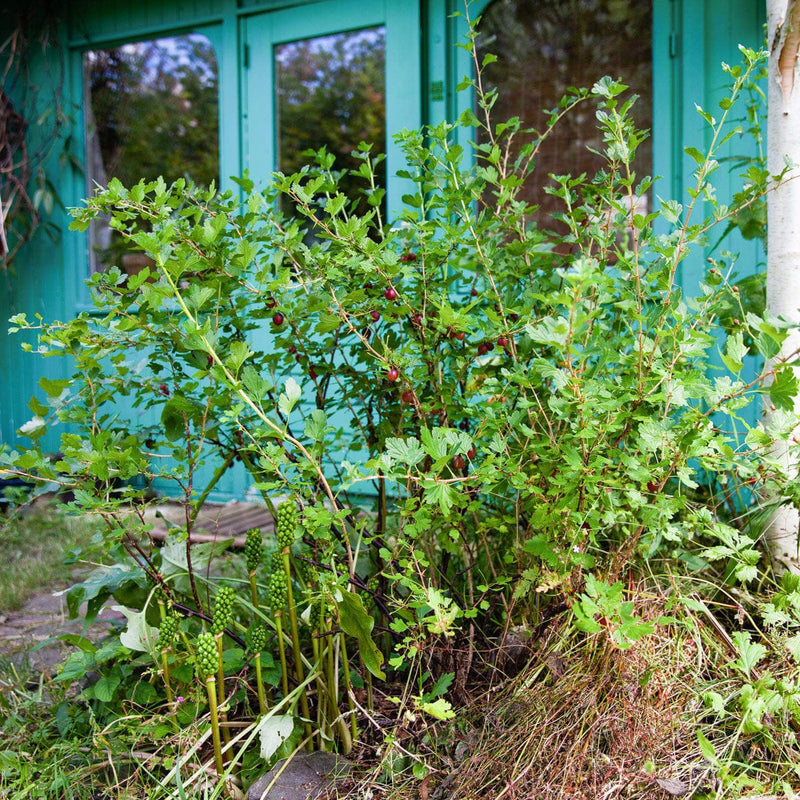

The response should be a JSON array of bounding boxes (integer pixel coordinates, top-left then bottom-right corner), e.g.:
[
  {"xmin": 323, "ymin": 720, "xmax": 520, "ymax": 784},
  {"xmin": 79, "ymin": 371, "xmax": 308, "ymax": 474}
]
[{"xmin": 0, "ymin": 583, "xmax": 123, "ymax": 675}]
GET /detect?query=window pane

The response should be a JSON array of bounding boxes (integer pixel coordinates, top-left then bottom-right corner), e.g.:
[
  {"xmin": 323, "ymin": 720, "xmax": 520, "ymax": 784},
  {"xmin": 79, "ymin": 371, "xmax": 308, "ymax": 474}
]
[
  {"xmin": 83, "ymin": 34, "xmax": 219, "ymax": 272},
  {"xmin": 476, "ymin": 0, "xmax": 652, "ymax": 220},
  {"xmin": 275, "ymin": 27, "xmax": 386, "ymax": 215}
]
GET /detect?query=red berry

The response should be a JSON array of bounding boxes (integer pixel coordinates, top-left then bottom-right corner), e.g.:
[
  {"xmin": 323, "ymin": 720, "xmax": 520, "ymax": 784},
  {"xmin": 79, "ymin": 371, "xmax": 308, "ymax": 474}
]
[
  {"xmin": 459, "ymin": 420, "xmax": 469, "ymax": 431},
  {"xmin": 471, "ymin": 288, "xmax": 478, "ymax": 297},
  {"xmin": 510, "ymin": 313, "xmax": 519, "ymax": 322},
  {"xmin": 477, "ymin": 343, "xmax": 489, "ymax": 356},
  {"xmin": 497, "ymin": 336, "xmax": 508, "ymax": 347},
  {"xmin": 412, "ymin": 313, "xmax": 423, "ymax": 326},
  {"xmin": 288, "ymin": 344, "xmax": 297, "ymax": 354},
  {"xmin": 272, "ymin": 312, "xmax": 285, "ymax": 326},
  {"xmin": 384, "ymin": 286, "xmax": 398, "ymax": 301},
  {"xmin": 401, "ymin": 389, "xmax": 414, "ymax": 403},
  {"xmin": 266, "ymin": 297, "xmax": 277, "ymax": 309},
  {"xmin": 647, "ymin": 481, "xmax": 658, "ymax": 493},
  {"xmin": 453, "ymin": 455, "xmax": 465, "ymax": 470},
  {"xmin": 386, "ymin": 367, "xmax": 400, "ymax": 382},
  {"xmin": 206, "ymin": 355, "xmax": 214, "ymax": 367},
  {"xmin": 467, "ymin": 448, "xmax": 476, "ymax": 460},
  {"xmin": 309, "ymin": 366, "xmax": 317, "ymax": 379},
  {"xmin": 453, "ymin": 331, "xmax": 466, "ymax": 341},
  {"xmin": 400, "ymin": 252, "xmax": 417, "ymax": 262},
  {"xmin": 370, "ymin": 310, "xmax": 381, "ymax": 322},
  {"xmin": 158, "ymin": 383, "xmax": 169, "ymax": 396}
]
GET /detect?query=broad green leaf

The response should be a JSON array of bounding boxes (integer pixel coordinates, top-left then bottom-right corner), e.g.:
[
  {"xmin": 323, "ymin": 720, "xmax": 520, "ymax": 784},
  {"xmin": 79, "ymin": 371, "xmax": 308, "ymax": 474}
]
[
  {"xmin": 257, "ymin": 714, "xmax": 296, "ymax": 760},
  {"xmin": 112, "ymin": 605, "xmax": 160, "ymax": 656},
  {"xmin": 304, "ymin": 409, "xmax": 328, "ymax": 441},
  {"xmin": 769, "ymin": 367, "xmax": 798, "ymax": 411},
  {"xmin": 335, "ymin": 589, "xmax": 385, "ymax": 680}
]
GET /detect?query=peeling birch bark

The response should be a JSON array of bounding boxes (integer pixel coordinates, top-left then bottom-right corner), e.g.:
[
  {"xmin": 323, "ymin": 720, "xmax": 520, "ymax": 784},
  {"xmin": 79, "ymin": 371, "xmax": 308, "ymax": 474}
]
[{"xmin": 766, "ymin": 0, "xmax": 800, "ymax": 574}]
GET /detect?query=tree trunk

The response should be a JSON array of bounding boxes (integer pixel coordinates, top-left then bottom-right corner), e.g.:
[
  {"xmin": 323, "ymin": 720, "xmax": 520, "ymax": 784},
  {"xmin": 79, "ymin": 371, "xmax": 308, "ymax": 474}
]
[{"xmin": 766, "ymin": 0, "xmax": 800, "ymax": 574}]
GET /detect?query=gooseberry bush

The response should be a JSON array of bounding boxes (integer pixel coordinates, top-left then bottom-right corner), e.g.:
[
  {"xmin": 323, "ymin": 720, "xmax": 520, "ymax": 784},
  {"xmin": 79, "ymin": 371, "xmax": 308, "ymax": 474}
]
[{"xmin": 3, "ymin": 39, "xmax": 797, "ymax": 794}]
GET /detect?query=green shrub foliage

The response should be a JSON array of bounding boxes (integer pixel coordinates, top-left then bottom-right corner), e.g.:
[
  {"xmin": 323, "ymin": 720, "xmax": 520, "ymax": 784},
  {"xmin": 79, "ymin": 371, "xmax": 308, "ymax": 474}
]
[{"xmin": 2, "ymin": 39, "xmax": 796, "ymax": 786}]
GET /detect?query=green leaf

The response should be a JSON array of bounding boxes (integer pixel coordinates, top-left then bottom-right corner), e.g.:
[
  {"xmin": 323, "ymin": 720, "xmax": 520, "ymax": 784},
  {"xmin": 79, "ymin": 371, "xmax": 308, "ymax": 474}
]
[
  {"xmin": 732, "ymin": 631, "xmax": 766, "ymax": 678},
  {"xmin": 384, "ymin": 437, "xmax": 426, "ymax": 468},
  {"xmin": 226, "ymin": 340, "xmax": 252, "ymax": 375},
  {"xmin": 242, "ymin": 366, "xmax": 272, "ymax": 402},
  {"xmin": 697, "ymin": 731, "xmax": 717, "ymax": 764},
  {"xmin": 769, "ymin": 367, "xmax": 798, "ymax": 411},
  {"xmin": 112, "ymin": 605, "xmax": 160, "ymax": 656},
  {"xmin": 720, "ymin": 331, "xmax": 747, "ymax": 373},
  {"xmin": 335, "ymin": 589, "xmax": 385, "ymax": 680},
  {"xmin": 417, "ymin": 697, "xmax": 456, "ymax": 720},
  {"xmin": 257, "ymin": 714, "xmax": 296, "ymax": 760},
  {"xmin": 278, "ymin": 377, "xmax": 303, "ymax": 416},
  {"xmin": 304, "ymin": 409, "xmax": 328, "ymax": 441},
  {"xmin": 92, "ymin": 674, "xmax": 121, "ymax": 703}
]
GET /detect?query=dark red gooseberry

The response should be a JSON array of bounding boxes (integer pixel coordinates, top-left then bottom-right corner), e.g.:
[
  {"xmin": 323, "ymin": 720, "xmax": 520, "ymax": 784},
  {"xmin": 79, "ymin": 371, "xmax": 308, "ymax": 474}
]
[
  {"xmin": 401, "ymin": 389, "xmax": 414, "ymax": 403},
  {"xmin": 158, "ymin": 383, "xmax": 169, "ymax": 396},
  {"xmin": 272, "ymin": 312, "xmax": 285, "ymax": 327},
  {"xmin": 467, "ymin": 448, "xmax": 476, "ymax": 460},
  {"xmin": 288, "ymin": 344, "xmax": 297, "ymax": 354},
  {"xmin": 453, "ymin": 331, "xmax": 466, "ymax": 341},
  {"xmin": 477, "ymin": 343, "xmax": 489, "ymax": 356},
  {"xmin": 370, "ymin": 310, "xmax": 381, "ymax": 322},
  {"xmin": 453, "ymin": 455, "xmax": 465, "ymax": 470},
  {"xmin": 400, "ymin": 252, "xmax": 417, "ymax": 262},
  {"xmin": 266, "ymin": 297, "xmax": 277, "ymax": 309},
  {"xmin": 497, "ymin": 336, "xmax": 508, "ymax": 348},
  {"xmin": 387, "ymin": 367, "xmax": 400, "ymax": 382},
  {"xmin": 384, "ymin": 286, "xmax": 398, "ymax": 301},
  {"xmin": 309, "ymin": 366, "xmax": 318, "ymax": 379}
]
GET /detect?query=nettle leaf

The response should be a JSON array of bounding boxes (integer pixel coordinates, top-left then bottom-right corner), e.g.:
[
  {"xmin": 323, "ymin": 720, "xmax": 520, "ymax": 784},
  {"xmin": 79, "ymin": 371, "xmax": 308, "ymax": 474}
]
[
  {"xmin": 384, "ymin": 436, "xmax": 426, "ymax": 468},
  {"xmin": 278, "ymin": 377, "xmax": 303, "ymax": 416}
]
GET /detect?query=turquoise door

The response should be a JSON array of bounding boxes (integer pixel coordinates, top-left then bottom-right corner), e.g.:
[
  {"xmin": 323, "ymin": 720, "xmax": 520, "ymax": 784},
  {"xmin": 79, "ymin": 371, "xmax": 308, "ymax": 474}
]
[{"xmin": 241, "ymin": 0, "xmax": 421, "ymax": 222}]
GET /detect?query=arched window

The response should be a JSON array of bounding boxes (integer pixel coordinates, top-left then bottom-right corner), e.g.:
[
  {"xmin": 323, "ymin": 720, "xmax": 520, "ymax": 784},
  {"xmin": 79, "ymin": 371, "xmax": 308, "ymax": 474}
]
[{"xmin": 476, "ymin": 0, "xmax": 652, "ymax": 221}]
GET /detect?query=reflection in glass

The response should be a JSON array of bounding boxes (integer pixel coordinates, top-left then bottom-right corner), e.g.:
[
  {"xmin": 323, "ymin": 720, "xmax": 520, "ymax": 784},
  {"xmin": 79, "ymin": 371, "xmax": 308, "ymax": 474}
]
[
  {"xmin": 275, "ymin": 27, "xmax": 386, "ymax": 215},
  {"xmin": 477, "ymin": 0, "xmax": 652, "ymax": 222},
  {"xmin": 83, "ymin": 34, "xmax": 219, "ymax": 272}
]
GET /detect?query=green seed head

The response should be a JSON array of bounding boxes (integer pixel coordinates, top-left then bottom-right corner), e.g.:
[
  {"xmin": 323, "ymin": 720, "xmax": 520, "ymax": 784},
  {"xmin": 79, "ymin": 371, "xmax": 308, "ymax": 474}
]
[
  {"xmin": 246, "ymin": 621, "xmax": 267, "ymax": 653},
  {"xmin": 212, "ymin": 585, "xmax": 236, "ymax": 634},
  {"xmin": 195, "ymin": 632, "xmax": 217, "ymax": 679},
  {"xmin": 159, "ymin": 613, "xmax": 179, "ymax": 650},
  {"xmin": 245, "ymin": 528, "xmax": 264, "ymax": 573},
  {"xmin": 268, "ymin": 568, "xmax": 287, "ymax": 612},
  {"xmin": 276, "ymin": 501, "xmax": 298, "ymax": 551}
]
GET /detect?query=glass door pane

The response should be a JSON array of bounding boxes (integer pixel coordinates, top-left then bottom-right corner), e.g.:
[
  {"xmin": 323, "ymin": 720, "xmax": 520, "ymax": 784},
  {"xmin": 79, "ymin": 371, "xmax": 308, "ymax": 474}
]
[{"xmin": 275, "ymin": 26, "xmax": 386, "ymax": 216}]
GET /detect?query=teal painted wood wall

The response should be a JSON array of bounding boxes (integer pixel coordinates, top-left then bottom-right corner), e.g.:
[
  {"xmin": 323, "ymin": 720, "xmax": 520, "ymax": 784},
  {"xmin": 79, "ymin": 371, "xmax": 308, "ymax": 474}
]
[{"xmin": 0, "ymin": 0, "xmax": 767, "ymax": 501}]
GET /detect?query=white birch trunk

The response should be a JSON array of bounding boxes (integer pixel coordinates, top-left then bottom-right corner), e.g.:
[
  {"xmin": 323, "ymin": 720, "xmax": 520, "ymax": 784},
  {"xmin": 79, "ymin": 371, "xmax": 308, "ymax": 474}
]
[{"xmin": 766, "ymin": 0, "xmax": 800, "ymax": 574}]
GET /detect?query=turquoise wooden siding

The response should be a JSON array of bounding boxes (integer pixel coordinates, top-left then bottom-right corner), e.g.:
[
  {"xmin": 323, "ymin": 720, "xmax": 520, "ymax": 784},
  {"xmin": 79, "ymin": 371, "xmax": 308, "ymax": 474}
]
[{"xmin": 0, "ymin": 0, "xmax": 767, "ymax": 501}]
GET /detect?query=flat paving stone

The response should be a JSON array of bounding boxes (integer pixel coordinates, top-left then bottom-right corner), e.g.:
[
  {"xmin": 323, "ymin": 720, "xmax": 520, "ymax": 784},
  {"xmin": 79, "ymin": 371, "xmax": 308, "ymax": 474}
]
[{"xmin": 248, "ymin": 751, "xmax": 352, "ymax": 800}]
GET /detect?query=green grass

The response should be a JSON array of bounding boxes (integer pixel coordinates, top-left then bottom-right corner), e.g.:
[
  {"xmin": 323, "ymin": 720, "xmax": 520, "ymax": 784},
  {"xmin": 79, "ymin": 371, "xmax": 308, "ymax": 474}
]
[{"xmin": 0, "ymin": 503, "xmax": 100, "ymax": 612}]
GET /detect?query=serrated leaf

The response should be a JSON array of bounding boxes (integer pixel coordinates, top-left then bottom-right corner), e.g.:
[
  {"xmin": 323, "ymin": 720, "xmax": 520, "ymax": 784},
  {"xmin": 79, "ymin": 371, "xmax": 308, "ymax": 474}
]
[
  {"xmin": 732, "ymin": 631, "xmax": 767, "ymax": 678},
  {"xmin": 278, "ymin": 377, "xmax": 302, "ymax": 416},
  {"xmin": 242, "ymin": 365, "xmax": 272, "ymax": 402},
  {"xmin": 226, "ymin": 340, "xmax": 251, "ymax": 375},
  {"xmin": 721, "ymin": 331, "xmax": 747, "ymax": 373},
  {"xmin": 769, "ymin": 367, "xmax": 798, "ymax": 411},
  {"xmin": 384, "ymin": 436, "xmax": 426, "ymax": 468},
  {"xmin": 304, "ymin": 409, "xmax": 327, "ymax": 441},
  {"xmin": 785, "ymin": 634, "xmax": 800, "ymax": 663},
  {"xmin": 417, "ymin": 697, "xmax": 456, "ymax": 720}
]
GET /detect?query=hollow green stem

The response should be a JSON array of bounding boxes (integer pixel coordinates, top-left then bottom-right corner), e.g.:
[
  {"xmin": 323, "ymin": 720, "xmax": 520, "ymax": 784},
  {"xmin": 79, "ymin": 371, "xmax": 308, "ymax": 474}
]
[
  {"xmin": 216, "ymin": 634, "xmax": 231, "ymax": 747},
  {"xmin": 204, "ymin": 676, "xmax": 225, "ymax": 778},
  {"xmin": 254, "ymin": 652, "xmax": 268, "ymax": 715},
  {"xmin": 340, "ymin": 633, "xmax": 357, "ymax": 743},
  {"xmin": 275, "ymin": 612, "xmax": 290, "ymax": 699}
]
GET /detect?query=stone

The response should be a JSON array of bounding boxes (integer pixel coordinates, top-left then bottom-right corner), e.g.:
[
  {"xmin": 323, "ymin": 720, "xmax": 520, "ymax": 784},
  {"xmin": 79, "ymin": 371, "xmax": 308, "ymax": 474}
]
[{"xmin": 247, "ymin": 751, "xmax": 351, "ymax": 800}]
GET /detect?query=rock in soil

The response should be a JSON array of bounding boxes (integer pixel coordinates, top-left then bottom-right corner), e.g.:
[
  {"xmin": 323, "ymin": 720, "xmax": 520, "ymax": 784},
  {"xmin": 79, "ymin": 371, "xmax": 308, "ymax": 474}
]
[{"xmin": 248, "ymin": 751, "xmax": 351, "ymax": 800}]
